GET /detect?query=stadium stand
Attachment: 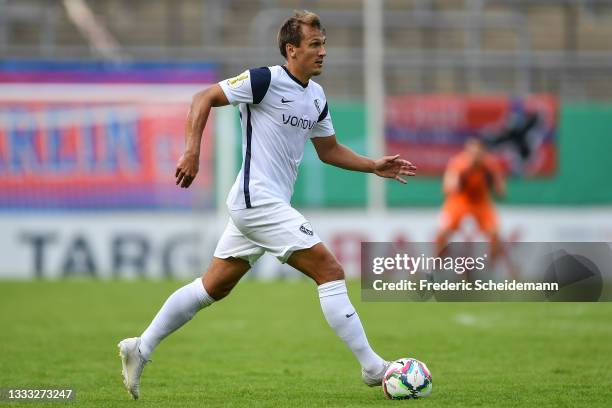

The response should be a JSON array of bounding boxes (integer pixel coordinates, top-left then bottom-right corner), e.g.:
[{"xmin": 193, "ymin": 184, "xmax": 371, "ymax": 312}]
[{"xmin": 2, "ymin": 0, "xmax": 612, "ymax": 98}]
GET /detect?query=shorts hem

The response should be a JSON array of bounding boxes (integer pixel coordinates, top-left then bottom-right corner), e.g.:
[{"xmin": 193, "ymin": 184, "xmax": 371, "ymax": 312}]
[
  {"xmin": 277, "ymin": 239, "xmax": 322, "ymax": 264},
  {"xmin": 213, "ymin": 252, "xmax": 261, "ymax": 266}
]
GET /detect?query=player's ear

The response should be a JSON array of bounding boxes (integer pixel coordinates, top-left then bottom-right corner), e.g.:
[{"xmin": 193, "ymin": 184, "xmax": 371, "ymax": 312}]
[{"xmin": 287, "ymin": 43, "xmax": 296, "ymax": 59}]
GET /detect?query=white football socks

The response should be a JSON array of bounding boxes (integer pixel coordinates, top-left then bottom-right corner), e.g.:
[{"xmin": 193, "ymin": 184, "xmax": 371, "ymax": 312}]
[
  {"xmin": 318, "ymin": 280, "xmax": 385, "ymax": 374},
  {"xmin": 139, "ymin": 278, "xmax": 215, "ymax": 359}
]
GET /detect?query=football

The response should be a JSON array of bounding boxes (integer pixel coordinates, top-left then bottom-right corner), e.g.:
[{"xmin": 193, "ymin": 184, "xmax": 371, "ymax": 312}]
[{"xmin": 382, "ymin": 358, "xmax": 432, "ymax": 400}]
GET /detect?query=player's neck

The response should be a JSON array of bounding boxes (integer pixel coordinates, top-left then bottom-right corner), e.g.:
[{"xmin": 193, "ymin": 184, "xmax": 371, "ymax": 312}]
[{"xmin": 283, "ymin": 63, "xmax": 310, "ymax": 87}]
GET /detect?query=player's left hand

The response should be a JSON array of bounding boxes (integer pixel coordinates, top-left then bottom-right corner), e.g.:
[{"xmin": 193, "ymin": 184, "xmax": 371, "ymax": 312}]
[{"xmin": 373, "ymin": 154, "xmax": 417, "ymax": 184}]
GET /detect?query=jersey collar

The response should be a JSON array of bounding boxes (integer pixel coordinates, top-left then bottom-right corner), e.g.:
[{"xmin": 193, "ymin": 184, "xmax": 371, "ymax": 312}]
[{"xmin": 281, "ymin": 65, "xmax": 309, "ymax": 88}]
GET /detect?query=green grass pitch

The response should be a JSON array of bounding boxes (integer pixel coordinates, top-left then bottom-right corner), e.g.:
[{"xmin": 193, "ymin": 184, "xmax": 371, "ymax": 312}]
[{"xmin": 1, "ymin": 279, "xmax": 611, "ymax": 407}]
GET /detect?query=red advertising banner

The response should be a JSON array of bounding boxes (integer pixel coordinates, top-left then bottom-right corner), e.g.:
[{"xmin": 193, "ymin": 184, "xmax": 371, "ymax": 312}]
[
  {"xmin": 0, "ymin": 85, "xmax": 213, "ymax": 209},
  {"xmin": 386, "ymin": 94, "xmax": 558, "ymax": 176}
]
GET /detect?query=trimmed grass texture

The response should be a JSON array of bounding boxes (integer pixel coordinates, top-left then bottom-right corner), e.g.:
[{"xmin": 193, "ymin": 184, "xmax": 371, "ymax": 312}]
[{"xmin": 1, "ymin": 280, "xmax": 611, "ymax": 407}]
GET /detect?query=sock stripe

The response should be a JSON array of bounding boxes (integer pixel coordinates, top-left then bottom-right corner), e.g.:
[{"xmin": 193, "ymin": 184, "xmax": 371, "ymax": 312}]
[{"xmin": 318, "ymin": 279, "xmax": 347, "ymax": 298}]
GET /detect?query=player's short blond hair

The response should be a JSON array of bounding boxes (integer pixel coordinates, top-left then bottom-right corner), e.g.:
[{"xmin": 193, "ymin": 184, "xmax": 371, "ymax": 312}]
[{"xmin": 277, "ymin": 10, "xmax": 325, "ymax": 58}]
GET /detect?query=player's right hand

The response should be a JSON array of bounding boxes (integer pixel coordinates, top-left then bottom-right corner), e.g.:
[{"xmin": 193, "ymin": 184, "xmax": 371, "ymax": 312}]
[{"xmin": 175, "ymin": 152, "xmax": 199, "ymax": 188}]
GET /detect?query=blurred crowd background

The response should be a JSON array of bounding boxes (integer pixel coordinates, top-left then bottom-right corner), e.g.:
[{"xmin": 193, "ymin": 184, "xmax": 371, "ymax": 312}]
[
  {"xmin": 1, "ymin": 0, "xmax": 611, "ymax": 280},
  {"xmin": 4, "ymin": 0, "xmax": 612, "ymax": 98}
]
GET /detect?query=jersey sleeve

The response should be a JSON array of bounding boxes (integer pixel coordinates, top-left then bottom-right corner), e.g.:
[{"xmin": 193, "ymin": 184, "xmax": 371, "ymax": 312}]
[
  {"xmin": 218, "ymin": 67, "xmax": 272, "ymax": 106},
  {"xmin": 311, "ymin": 100, "xmax": 335, "ymax": 138}
]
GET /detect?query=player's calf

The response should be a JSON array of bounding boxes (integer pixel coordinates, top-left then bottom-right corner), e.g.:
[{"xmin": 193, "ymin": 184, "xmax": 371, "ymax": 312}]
[{"xmin": 202, "ymin": 257, "xmax": 251, "ymax": 300}]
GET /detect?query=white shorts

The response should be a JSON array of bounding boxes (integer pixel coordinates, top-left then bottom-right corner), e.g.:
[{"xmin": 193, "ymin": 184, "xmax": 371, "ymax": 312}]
[{"xmin": 213, "ymin": 202, "xmax": 321, "ymax": 265}]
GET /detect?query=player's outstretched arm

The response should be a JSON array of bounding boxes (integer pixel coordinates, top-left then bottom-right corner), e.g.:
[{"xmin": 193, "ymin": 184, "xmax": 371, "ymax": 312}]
[
  {"xmin": 311, "ymin": 135, "xmax": 416, "ymax": 184},
  {"xmin": 443, "ymin": 168, "xmax": 460, "ymax": 195},
  {"xmin": 493, "ymin": 170, "xmax": 507, "ymax": 198},
  {"xmin": 175, "ymin": 84, "xmax": 230, "ymax": 188}
]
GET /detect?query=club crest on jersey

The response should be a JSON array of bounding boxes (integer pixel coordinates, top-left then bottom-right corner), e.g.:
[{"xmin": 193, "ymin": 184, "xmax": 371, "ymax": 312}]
[
  {"xmin": 227, "ymin": 71, "xmax": 249, "ymax": 89},
  {"xmin": 314, "ymin": 99, "xmax": 321, "ymax": 114},
  {"xmin": 300, "ymin": 222, "xmax": 314, "ymax": 236}
]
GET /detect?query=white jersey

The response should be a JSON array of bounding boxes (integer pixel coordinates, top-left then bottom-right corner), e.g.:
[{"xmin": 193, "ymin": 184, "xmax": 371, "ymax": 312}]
[{"xmin": 218, "ymin": 65, "xmax": 335, "ymax": 210}]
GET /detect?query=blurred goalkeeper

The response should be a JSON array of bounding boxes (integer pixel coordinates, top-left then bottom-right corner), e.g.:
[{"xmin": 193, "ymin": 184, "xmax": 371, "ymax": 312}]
[
  {"xmin": 118, "ymin": 10, "xmax": 416, "ymax": 400},
  {"xmin": 436, "ymin": 138, "xmax": 506, "ymax": 256}
]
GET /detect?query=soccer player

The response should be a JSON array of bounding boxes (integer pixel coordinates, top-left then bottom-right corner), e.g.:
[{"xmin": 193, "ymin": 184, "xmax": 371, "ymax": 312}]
[
  {"xmin": 118, "ymin": 10, "xmax": 416, "ymax": 399},
  {"xmin": 436, "ymin": 138, "xmax": 506, "ymax": 257}
]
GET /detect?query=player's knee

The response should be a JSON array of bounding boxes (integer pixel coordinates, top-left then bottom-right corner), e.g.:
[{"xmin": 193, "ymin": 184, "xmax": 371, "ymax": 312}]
[
  {"xmin": 205, "ymin": 286, "xmax": 230, "ymax": 301},
  {"xmin": 319, "ymin": 260, "xmax": 345, "ymax": 284},
  {"xmin": 436, "ymin": 229, "xmax": 450, "ymax": 241},
  {"xmin": 203, "ymin": 280, "xmax": 234, "ymax": 301},
  {"xmin": 483, "ymin": 228, "xmax": 498, "ymax": 241}
]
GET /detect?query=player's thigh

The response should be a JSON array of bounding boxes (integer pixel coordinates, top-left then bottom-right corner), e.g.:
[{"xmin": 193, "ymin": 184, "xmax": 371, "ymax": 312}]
[
  {"xmin": 202, "ymin": 256, "xmax": 251, "ymax": 300},
  {"xmin": 287, "ymin": 242, "xmax": 344, "ymax": 285},
  {"xmin": 208, "ymin": 219, "xmax": 262, "ymax": 299},
  {"xmin": 473, "ymin": 204, "xmax": 498, "ymax": 235},
  {"xmin": 439, "ymin": 203, "xmax": 466, "ymax": 232}
]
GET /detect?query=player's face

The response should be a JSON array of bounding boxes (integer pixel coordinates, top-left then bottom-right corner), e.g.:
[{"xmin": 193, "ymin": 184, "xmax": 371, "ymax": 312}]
[
  {"xmin": 466, "ymin": 140, "xmax": 485, "ymax": 163},
  {"xmin": 295, "ymin": 25, "xmax": 326, "ymax": 76}
]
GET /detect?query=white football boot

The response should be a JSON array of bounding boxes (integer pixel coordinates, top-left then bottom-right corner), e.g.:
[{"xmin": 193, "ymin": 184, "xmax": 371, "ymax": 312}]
[
  {"xmin": 118, "ymin": 337, "xmax": 149, "ymax": 399},
  {"xmin": 362, "ymin": 361, "xmax": 390, "ymax": 387}
]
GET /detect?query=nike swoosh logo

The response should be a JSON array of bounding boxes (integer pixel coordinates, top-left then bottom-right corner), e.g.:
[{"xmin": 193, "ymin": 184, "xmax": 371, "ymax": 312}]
[
  {"xmin": 345, "ymin": 311, "xmax": 356, "ymax": 318},
  {"xmin": 281, "ymin": 98, "xmax": 294, "ymax": 103}
]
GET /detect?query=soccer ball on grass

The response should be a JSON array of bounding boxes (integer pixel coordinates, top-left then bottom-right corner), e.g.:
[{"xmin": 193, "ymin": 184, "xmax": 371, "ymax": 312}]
[{"xmin": 382, "ymin": 358, "xmax": 432, "ymax": 400}]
